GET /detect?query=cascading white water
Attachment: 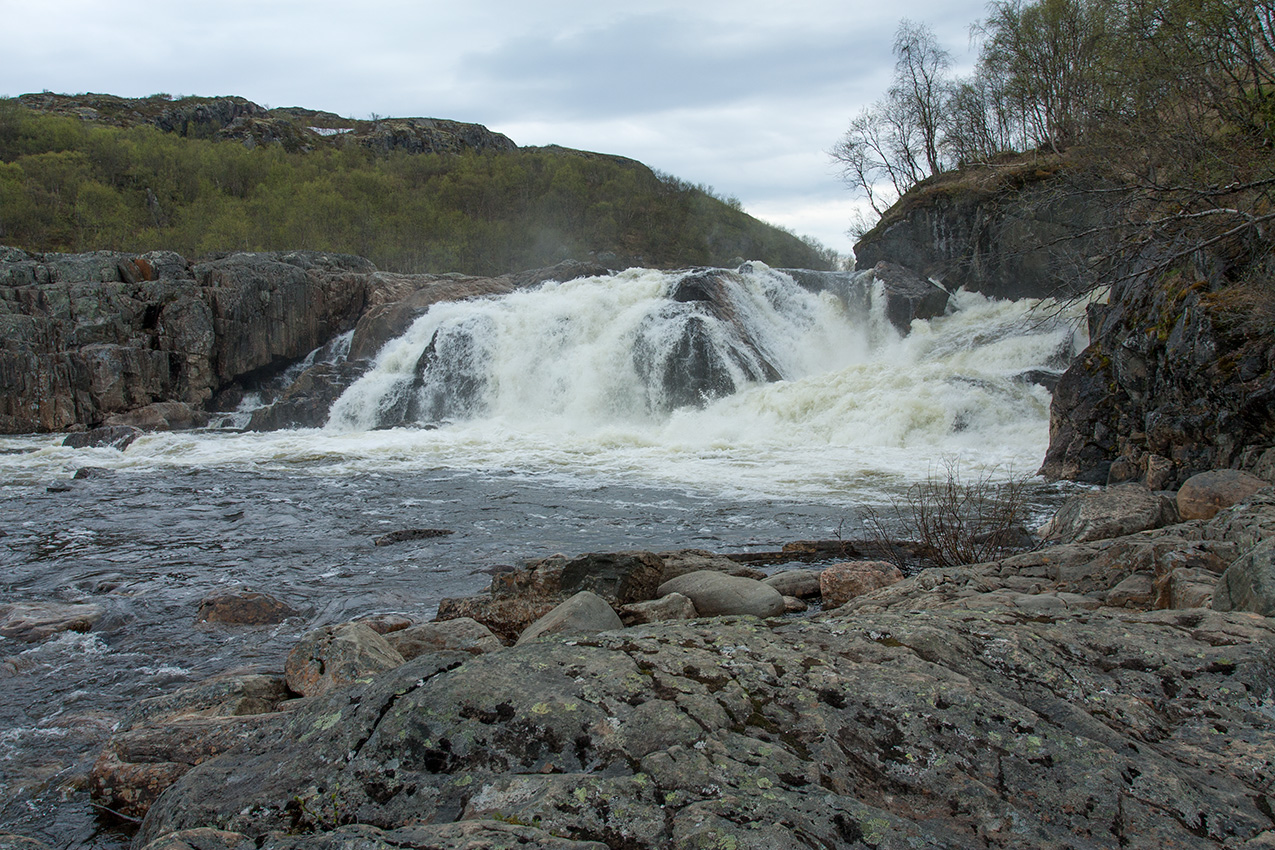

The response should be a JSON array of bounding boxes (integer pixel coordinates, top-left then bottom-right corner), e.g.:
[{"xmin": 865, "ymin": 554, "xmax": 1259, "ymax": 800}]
[{"xmin": 309, "ymin": 263, "xmax": 1084, "ymax": 500}]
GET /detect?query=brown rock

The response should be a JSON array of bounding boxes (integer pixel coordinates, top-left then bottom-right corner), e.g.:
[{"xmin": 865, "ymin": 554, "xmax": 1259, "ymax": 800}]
[
  {"xmin": 284, "ymin": 623, "xmax": 405, "ymax": 697},
  {"xmin": 435, "ymin": 596, "xmax": 558, "ymax": 645},
  {"xmin": 618, "ymin": 593, "xmax": 698, "ymax": 626},
  {"xmin": 0, "ymin": 601, "xmax": 105, "ymax": 642},
  {"xmin": 385, "ymin": 618, "xmax": 502, "ymax": 659},
  {"xmin": 819, "ymin": 561, "xmax": 905, "ymax": 609},
  {"xmin": 1176, "ymin": 470, "xmax": 1268, "ymax": 521},
  {"xmin": 656, "ymin": 549, "xmax": 762, "ymax": 583},
  {"xmin": 196, "ymin": 591, "xmax": 300, "ymax": 626}
]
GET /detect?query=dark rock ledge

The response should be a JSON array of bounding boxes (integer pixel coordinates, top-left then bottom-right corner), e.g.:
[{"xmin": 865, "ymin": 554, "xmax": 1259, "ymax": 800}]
[{"xmin": 63, "ymin": 482, "xmax": 1275, "ymax": 850}]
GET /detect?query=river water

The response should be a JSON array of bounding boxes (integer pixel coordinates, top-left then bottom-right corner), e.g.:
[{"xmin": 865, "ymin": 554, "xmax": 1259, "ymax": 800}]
[{"xmin": 0, "ymin": 265, "xmax": 1086, "ymax": 847}]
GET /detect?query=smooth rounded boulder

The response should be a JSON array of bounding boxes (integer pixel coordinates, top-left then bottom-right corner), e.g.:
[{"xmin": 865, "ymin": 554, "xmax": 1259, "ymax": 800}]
[
  {"xmin": 1176, "ymin": 471, "xmax": 1267, "ymax": 521},
  {"xmin": 656, "ymin": 570, "xmax": 785, "ymax": 618},
  {"xmin": 515, "ymin": 591, "xmax": 624, "ymax": 645}
]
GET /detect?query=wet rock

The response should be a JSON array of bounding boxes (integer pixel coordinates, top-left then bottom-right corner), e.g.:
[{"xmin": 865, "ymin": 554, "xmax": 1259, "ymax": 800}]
[
  {"xmin": 1176, "ymin": 470, "xmax": 1268, "ymax": 521},
  {"xmin": 434, "ymin": 596, "xmax": 557, "ymax": 645},
  {"xmin": 0, "ymin": 601, "xmax": 105, "ymax": 642},
  {"xmin": 819, "ymin": 561, "xmax": 905, "ymax": 609},
  {"xmin": 783, "ymin": 595, "xmax": 809, "ymax": 613},
  {"xmin": 515, "ymin": 591, "xmax": 624, "ymax": 645},
  {"xmin": 133, "ymin": 611, "xmax": 1275, "ymax": 849},
  {"xmin": 1039, "ymin": 483, "xmax": 1179, "ymax": 544},
  {"xmin": 372, "ymin": 528, "xmax": 454, "ymax": 546},
  {"xmin": 62, "ymin": 425, "xmax": 142, "ymax": 450},
  {"xmin": 104, "ymin": 402, "xmax": 209, "ymax": 431},
  {"xmin": 90, "ymin": 672, "xmax": 292, "ymax": 823},
  {"xmin": 618, "ymin": 592, "xmax": 698, "ymax": 626},
  {"xmin": 196, "ymin": 591, "xmax": 300, "ymax": 626},
  {"xmin": 385, "ymin": 618, "xmax": 502, "ymax": 659},
  {"xmin": 489, "ymin": 554, "xmax": 566, "ymax": 600},
  {"xmin": 656, "ymin": 570, "xmax": 785, "ymax": 617},
  {"xmin": 1212, "ymin": 538, "xmax": 1275, "ymax": 616},
  {"xmin": 866, "ymin": 261, "xmax": 950, "ymax": 334},
  {"xmin": 284, "ymin": 622, "xmax": 405, "ymax": 697},
  {"xmin": 559, "ymin": 550, "xmax": 664, "ymax": 605},
  {"xmin": 761, "ymin": 568, "xmax": 821, "ymax": 598},
  {"xmin": 352, "ymin": 613, "xmax": 413, "ymax": 635}
]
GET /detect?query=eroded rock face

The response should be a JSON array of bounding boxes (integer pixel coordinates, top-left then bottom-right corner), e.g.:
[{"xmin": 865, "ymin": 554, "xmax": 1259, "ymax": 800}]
[
  {"xmin": 1039, "ymin": 484, "xmax": 1179, "ymax": 544},
  {"xmin": 133, "ymin": 609, "xmax": 1275, "ymax": 849}
]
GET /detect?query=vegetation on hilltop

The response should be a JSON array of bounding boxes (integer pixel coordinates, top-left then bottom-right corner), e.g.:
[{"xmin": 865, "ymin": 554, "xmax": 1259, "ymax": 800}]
[
  {"xmin": 838, "ymin": 0, "xmax": 1274, "ymax": 293},
  {"xmin": 0, "ymin": 96, "xmax": 837, "ymax": 273}
]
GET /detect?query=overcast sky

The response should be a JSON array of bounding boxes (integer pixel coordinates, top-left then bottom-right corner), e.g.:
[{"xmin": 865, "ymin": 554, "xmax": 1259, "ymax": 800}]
[{"xmin": 1, "ymin": 0, "xmax": 993, "ymax": 259}]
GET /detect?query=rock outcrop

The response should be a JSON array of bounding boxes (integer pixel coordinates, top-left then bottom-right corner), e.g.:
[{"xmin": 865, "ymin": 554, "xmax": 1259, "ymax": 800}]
[{"xmin": 852, "ymin": 154, "xmax": 1110, "ymax": 300}]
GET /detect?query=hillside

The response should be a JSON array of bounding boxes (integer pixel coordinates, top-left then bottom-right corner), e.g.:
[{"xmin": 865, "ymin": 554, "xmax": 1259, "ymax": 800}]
[{"xmin": 0, "ymin": 93, "xmax": 835, "ymax": 273}]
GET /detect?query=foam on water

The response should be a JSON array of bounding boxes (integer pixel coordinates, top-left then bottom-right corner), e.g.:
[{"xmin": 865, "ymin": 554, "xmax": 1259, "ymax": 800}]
[{"xmin": 0, "ymin": 266, "xmax": 1085, "ymax": 505}]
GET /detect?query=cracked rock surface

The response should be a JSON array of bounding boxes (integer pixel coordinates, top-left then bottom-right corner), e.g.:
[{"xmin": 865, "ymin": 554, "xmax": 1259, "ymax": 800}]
[{"xmin": 134, "ymin": 606, "xmax": 1275, "ymax": 849}]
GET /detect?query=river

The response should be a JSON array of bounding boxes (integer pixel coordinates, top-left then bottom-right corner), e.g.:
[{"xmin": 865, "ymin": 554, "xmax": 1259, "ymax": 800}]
[{"xmin": 0, "ymin": 265, "xmax": 1085, "ymax": 847}]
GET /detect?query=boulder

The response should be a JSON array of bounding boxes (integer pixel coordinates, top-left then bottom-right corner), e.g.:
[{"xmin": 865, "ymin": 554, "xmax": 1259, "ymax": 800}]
[
  {"xmin": 284, "ymin": 622, "xmax": 405, "ymax": 697},
  {"xmin": 386, "ymin": 618, "xmax": 503, "ymax": 659},
  {"xmin": 104, "ymin": 401, "xmax": 209, "ymax": 431},
  {"xmin": 819, "ymin": 561, "xmax": 905, "ymax": 609},
  {"xmin": 515, "ymin": 591, "xmax": 624, "ymax": 645},
  {"xmin": 351, "ymin": 613, "xmax": 413, "ymax": 635},
  {"xmin": 1176, "ymin": 471, "xmax": 1268, "ymax": 521},
  {"xmin": 62, "ymin": 425, "xmax": 142, "ymax": 450},
  {"xmin": 617, "ymin": 593, "xmax": 698, "ymax": 626},
  {"xmin": 656, "ymin": 570, "xmax": 785, "ymax": 618},
  {"xmin": 1204, "ymin": 486, "xmax": 1275, "ymax": 551},
  {"xmin": 0, "ymin": 601, "xmax": 105, "ymax": 642},
  {"xmin": 0, "ymin": 835, "xmax": 54, "ymax": 850},
  {"xmin": 656, "ymin": 549, "xmax": 763, "ymax": 583},
  {"xmin": 762, "ymin": 568, "xmax": 822, "ymax": 598},
  {"xmin": 559, "ymin": 551, "xmax": 664, "ymax": 605},
  {"xmin": 434, "ymin": 596, "xmax": 558, "ymax": 645},
  {"xmin": 196, "ymin": 590, "xmax": 300, "ymax": 626},
  {"xmin": 867, "ymin": 261, "xmax": 950, "ymax": 334},
  {"xmin": 1212, "ymin": 537, "xmax": 1275, "ymax": 616},
  {"xmin": 1038, "ymin": 484, "xmax": 1179, "ymax": 544}
]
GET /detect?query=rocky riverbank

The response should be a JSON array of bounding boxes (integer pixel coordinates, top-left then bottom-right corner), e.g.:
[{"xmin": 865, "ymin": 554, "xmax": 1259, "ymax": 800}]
[{"xmin": 2, "ymin": 471, "xmax": 1267, "ymax": 850}]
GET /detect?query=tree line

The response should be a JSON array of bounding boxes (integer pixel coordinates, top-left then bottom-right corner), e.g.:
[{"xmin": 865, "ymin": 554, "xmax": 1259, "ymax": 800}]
[
  {"xmin": 835, "ymin": 0, "xmax": 1275, "ymax": 279},
  {"xmin": 0, "ymin": 101, "xmax": 837, "ymax": 274}
]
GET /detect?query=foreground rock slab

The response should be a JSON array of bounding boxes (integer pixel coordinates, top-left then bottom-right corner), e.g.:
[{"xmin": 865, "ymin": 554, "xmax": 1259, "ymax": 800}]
[{"xmin": 135, "ymin": 609, "xmax": 1275, "ymax": 849}]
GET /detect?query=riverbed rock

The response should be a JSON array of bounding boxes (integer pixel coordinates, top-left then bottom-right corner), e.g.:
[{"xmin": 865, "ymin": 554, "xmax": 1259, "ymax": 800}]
[
  {"xmin": 656, "ymin": 549, "xmax": 763, "ymax": 583},
  {"xmin": 385, "ymin": 618, "xmax": 502, "ymax": 659},
  {"xmin": 865, "ymin": 261, "xmax": 950, "ymax": 334},
  {"xmin": 284, "ymin": 622, "xmax": 405, "ymax": 697},
  {"xmin": 1038, "ymin": 483, "xmax": 1179, "ymax": 544},
  {"xmin": 133, "ymin": 608, "xmax": 1275, "ymax": 849},
  {"xmin": 617, "ymin": 592, "xmax": 698, "ymax": 626},
  {"xmin": 515, "ymin": 591, "xmax": 624, "ymax": 645},
  {"xmin": 656, "ymin": 570, "xmax": 785, "ymax": 617},
  {"xmin": 196, "ymin": 590, "xmax": 300, "ymax": 626},
  {"xmin": 1212, "ymin": 537, "xmax": 1275, "ymax": 616},
  {"xmin": 1177, "ymin": 470, "xmax": 1269, "ymax": 521},
  {"xmin": 558, "ymin": 551, "xmax": 664, "ymax": 605},
  {"xmin": 61, "ymin": 425, "xmax": 142, "ymax": 450},
  {"xmin": 0, "ymin": 601, "xmax": 105, "ymax": 642},
  {"xmin": 434, "ymin": 596, "xmax": 558, "ymax": 645},
  {"xmin": 761, "ymin": 568, "xmax": 821, "ymax": 598},
  {"xmin": 819, "ymin": 561, "xmax": 905, "ymax": 609}
]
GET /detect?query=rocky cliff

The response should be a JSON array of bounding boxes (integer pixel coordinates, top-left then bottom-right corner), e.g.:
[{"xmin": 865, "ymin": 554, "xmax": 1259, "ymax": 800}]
[
  {"xmin": 856, "ymin": 157, "xmax": 1275, "ymax": 489},
  {"xmin": 853, "ymin": 153, "xmax": 1111, "ymax": 301}
]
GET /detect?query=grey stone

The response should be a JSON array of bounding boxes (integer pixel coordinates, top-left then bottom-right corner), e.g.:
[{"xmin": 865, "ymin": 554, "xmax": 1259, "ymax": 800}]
[
  {"xmin": 385, "ymin": 618, "xmax": 503, "ymax": 659},
  {"xmin": 0, "ymin": 601, "xmax": 105, "ymax": 642},
  {"xmin": 1039, "ymin": 484, "xmax": 1179, "ymax": 544},
  {"xmin": 762, "ymin": 568, "xmax": 821, "ymax": 598},
  {"xmin": 515, "ymin": 591, "xmax": 624, "ymax": 645},
  {"xmin": 656, "ymin": 570, "xmax": 785, "ymax": 618},
  {"xmin": 1213, "ymin": 537, "xmax": 1275, "ymax": 616},
  {"xmin": 284, "ymin": 622, "xmax": 405, "ymax": 697},
  {"xmin": 618, "ymin": 593, "xmax": 698, "ymax": 626}
]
